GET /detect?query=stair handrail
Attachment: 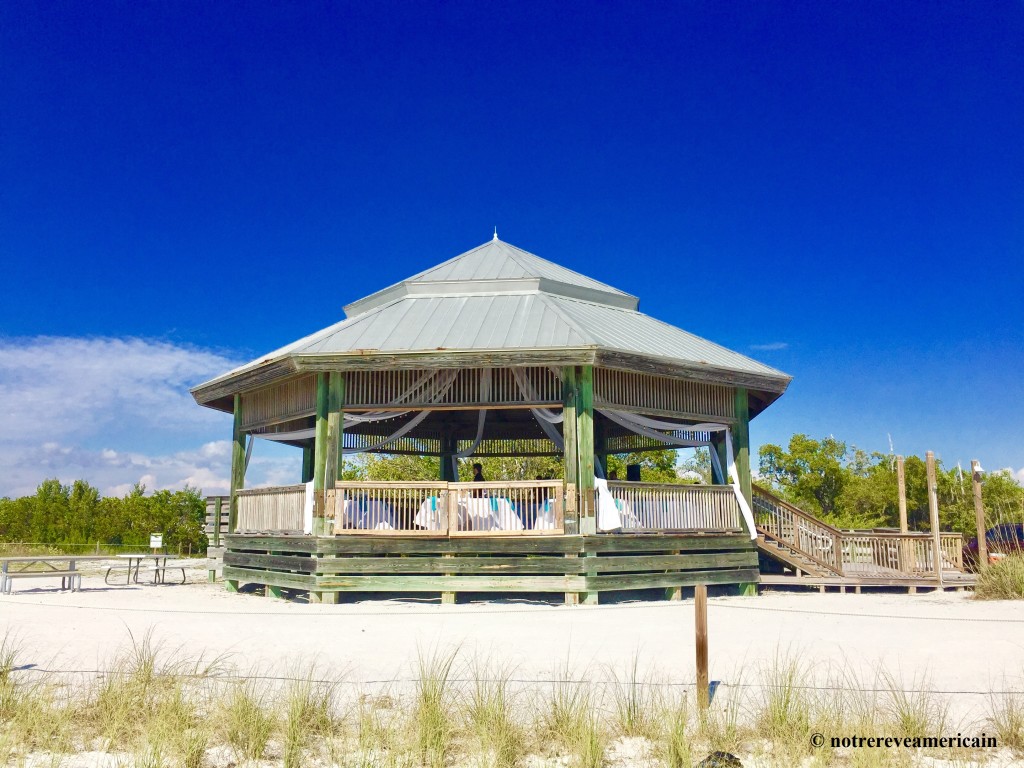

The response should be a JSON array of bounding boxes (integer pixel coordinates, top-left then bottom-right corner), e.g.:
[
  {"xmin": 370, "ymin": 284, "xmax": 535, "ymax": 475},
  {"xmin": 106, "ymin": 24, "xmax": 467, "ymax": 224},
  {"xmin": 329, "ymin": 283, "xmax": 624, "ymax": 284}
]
[
  {"xmin": 753, "ymin": 484, "xmax": 966, "ymax": 578},
  {"xmin": 752, "ymin": 484, "xmax": 844, "ymax": 575}
]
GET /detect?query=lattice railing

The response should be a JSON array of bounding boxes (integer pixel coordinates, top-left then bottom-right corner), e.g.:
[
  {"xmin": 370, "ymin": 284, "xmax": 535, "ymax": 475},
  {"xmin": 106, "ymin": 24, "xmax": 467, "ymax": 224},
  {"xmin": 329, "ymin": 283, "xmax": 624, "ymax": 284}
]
[
  {"xmin": 236, "ymin": 485, "xmax": 306, "ymax": 533},
  {"xmin": 605, "ymin": 483, "xmax": 742, "ymax": 532}
]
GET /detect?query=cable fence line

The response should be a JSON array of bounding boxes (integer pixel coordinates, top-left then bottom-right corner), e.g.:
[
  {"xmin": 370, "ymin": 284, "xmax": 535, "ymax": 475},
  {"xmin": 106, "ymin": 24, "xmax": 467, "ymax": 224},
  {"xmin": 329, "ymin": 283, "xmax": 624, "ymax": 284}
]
[
  {"xmin": 7, "ymin": 666, "xmax": 1022, "ymax": 697},
  {"xmin": 2, "ymin": 595, "xmax": 1023, "ymax": 623}
]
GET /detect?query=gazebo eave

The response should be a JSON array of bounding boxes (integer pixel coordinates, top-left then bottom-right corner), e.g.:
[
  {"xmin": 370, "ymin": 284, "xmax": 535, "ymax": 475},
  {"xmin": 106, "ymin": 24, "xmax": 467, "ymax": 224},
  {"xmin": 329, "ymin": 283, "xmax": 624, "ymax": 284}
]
[{"xmin": 191, "ymin": 345, "xmax": 790, "ymax": 418}]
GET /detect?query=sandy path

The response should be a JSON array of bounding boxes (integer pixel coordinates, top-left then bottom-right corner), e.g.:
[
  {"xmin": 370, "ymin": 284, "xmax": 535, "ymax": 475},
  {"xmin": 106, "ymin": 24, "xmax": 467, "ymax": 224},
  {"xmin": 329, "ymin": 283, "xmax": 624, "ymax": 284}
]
[{"xmin": 1, "ymin": 571, "xmax": 1021, "ymax": 724}]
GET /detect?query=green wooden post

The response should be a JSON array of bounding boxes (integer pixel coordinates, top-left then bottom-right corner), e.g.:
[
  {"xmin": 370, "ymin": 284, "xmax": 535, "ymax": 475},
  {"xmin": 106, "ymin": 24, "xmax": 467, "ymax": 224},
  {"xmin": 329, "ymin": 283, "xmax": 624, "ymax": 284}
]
[
  {"xmin": 595, "ymin": 417, "xmax": 608, "ymax": 479},
  {"xmin": 577, "ymin": 366, "xmax": 595, "ymax": 533},
  {"xmin": 321, "ymin": 372, "xmax": 345, "ymax": 536},
  {"xmin": 313, "ymin": 373, "xmax": 330, "ymax": 519},
  {"xmin": 301, "ymin": 445, "xmax": 314, "ymax": 483},
  {"xmin": 439, "ymin": 432, "xmax": 457, "ymax": 482},
  {"xmin": 576, "ymin": 366, "xmax": 597, "ymax": 605},
  {"xmin": 561, "ymin": 367, "xmax": 578, "ymax": 534},
  {"xmin": 733, "ymin": 387, "xmax": 752, "ymax": 509},
  {"xmin": 733, "ymin": 386, "xmax": 755, "ymax": 598},
  {"xmin": 228, "ymin": 394, "xmax": 245, "ymax": 537},
  {"xmin": 710, "ymin": 433, "xmax": 728, "ymax": 485}
]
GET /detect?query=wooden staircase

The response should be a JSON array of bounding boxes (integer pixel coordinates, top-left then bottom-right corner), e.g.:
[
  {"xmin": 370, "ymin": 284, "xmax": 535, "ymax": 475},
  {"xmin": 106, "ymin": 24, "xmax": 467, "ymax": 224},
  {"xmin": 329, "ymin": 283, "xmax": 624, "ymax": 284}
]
[
  {"xmin": 756, "ymin": 532, "xmax": 839, "ymax": 577},
  {"xmin": 751, "ymin": 484, "xmax": 967, "ymax": 585}
]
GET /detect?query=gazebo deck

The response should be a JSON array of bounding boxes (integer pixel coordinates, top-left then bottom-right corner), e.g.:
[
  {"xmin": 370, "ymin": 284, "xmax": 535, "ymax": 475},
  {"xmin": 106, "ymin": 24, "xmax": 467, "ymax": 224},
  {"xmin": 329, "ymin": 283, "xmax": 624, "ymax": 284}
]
[{"xmin": 221, "ymin": 532, "xmax": 758, "ymax": 604}]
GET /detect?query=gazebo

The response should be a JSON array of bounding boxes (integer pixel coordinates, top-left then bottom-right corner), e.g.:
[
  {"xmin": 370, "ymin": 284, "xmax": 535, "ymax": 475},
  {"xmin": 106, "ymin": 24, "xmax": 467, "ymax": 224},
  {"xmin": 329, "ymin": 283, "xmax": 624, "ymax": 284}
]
[{"xmin": 191, "ymin": 236, "xmax": 791, "ymax": 603}]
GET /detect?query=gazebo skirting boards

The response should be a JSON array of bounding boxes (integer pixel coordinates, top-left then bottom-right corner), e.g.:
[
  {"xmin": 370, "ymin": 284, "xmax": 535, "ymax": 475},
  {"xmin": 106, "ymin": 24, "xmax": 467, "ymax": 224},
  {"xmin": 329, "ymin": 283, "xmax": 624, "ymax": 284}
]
[{"xmin": 219, "ymin": 480, "xmax": 760, "ymax": 604}]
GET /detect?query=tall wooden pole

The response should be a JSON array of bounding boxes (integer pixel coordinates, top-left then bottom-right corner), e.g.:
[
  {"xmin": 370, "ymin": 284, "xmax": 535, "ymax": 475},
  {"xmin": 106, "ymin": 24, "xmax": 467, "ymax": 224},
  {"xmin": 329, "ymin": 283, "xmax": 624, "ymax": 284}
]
[
  {"xmin": 926, "ymin": 451, "xmax": 943, "ymax": 587},
  {"xmin": 322, "ymin": 372, "xmax": 345, "ymax": 535},
  {"xmin": 896, "ymin": 455, "xmax": 908, "ymax": 533},
  {"xmin": 695, "ymin": 584, "xmax": 709, "ymax": 709},
  {"xmin": 312, "ymin": 373, "xmax": 330, "ymax": 527},
  {"xmin": 229, "ymin": 394, "xmax": 245, "ymax": 536},
  {"xmin": 971, "ymin": 460, "xmax": 988, "ymax": 568},
  {"xmin": 576, "ymin": 366, "xmax": 595, "ymax": 535},
  {"xmin": 561, "ymin": 367, "xmax": 578, "ymax": 536},
  {"xmin": 895, "ymin": 455, "xmax": 913, "ymax": 572},
  {"xmin": 733, "ymin": 388, "xmax": 751, "ymax": 508},
  {"xmin": 301, "ymin": 445, "xmax": 314, "ymax": 483}
]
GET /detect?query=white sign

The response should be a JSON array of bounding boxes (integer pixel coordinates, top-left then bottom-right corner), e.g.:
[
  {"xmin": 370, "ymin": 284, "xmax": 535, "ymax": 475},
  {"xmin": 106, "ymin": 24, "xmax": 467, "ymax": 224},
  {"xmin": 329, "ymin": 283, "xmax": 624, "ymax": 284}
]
[{"xmin": 149, "ymin": 533, "xmax": 163, "ymax": 549}]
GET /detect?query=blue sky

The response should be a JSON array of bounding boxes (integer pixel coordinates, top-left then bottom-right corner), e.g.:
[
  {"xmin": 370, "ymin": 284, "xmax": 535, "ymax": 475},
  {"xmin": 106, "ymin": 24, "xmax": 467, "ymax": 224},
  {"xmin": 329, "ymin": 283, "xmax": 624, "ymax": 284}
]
[{"xmin": 1, "ymin": 1, "xmax": 1022, "ymax": 496}]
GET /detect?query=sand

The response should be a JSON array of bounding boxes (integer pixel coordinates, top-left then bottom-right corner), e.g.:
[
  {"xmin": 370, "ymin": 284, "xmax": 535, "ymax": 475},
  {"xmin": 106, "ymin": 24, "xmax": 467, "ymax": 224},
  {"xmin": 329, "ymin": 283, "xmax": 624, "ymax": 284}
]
[{"xmin": 1, "ymin": 563, "xmax": 1022, "ymax": 726}]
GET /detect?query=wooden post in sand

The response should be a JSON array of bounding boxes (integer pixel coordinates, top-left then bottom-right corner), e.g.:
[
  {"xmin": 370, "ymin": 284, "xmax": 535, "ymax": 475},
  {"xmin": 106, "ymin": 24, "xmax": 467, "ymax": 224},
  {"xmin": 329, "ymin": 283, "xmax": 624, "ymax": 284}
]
[
  {"xmin": 971, "ymin": 460, "xmax": 988, "ymax": 568},
  {"xmin": 926, "ymin": 451, "xmax": 943, "ymax": 588},
  {"xmin": 695, "ymin": 584, "xmax": 709, "ymax": 709},
  {"xmin": 896, "ymin": 456, "xmax": 914, "ymax": 573}
]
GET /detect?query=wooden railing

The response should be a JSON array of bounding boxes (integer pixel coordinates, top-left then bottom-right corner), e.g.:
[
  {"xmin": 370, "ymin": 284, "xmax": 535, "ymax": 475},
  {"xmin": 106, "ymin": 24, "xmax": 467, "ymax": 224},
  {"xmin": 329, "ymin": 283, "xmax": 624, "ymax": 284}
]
[
  {"xmin": 205, "ymin": 495, "xmax": 230, "ymax": 546},
  {"xmin": 605, "ymin": 483, "xmax": 742, "ymax": 532},
  {"xmin": 236, "ymin": 485, "xmax": 306, "ymax": 532},
  {"xmin": 333, "ymin": 481, "xmax": 450, "ymax": 536},
  {"xmin": 752, "ymin": 485, "xmax": 965, "ymax": 578},
  {"xmin": 331, "ymin": 480, "xmax": 565, "ymax": 536},
  {"xmin": 752, "ymin": 486, "xmax": 844, "ymax": 574},
  {"xmin": 449, "ymin": 481, "xmax": 565, "ymax": 536}
]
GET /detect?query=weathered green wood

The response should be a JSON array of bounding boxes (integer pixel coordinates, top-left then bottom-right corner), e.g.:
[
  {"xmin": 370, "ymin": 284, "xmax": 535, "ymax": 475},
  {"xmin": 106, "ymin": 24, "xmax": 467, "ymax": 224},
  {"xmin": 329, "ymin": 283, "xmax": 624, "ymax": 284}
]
[
  {"xmin": 225, "ymin": 579, "xmax": 240, "ymax": 592},
  {"xmin": 577, "ymin": 366, "xmax": 595, "ymax": 536},
  {"xmin": 318, "ymin": 556, "xmax": 588, "ymax": 575},
  {"xmin": 582, "ymin": 551, "xmax": 757, "ymax": 574},
  {"xmin": 584, "ymin": 567, "xmax": 760, "ymax": 591},
  {"xmin": 224, "ymin": 566, "xmax": 316, "ymax": 590},
  {"xmin": 738, "ymin": 582, "xmax": 758, "ymax": 596},
  {"xmin": 266, "ymin": 585, "xmax": 284, "ymax": 598},
  {"xmin": 223, "ymin": 552, "xmax": 317, "ymax": 572},
  {"xmin": 734, "ymin": 387, "xmax": 752, "ymax": 509},
  {"xmin": 315, "ymin": 574, "xmax": 585, "ymax": 591},
  {"xmin": 577, "ymin": 366, "xmax": 594, "ymax": 490},
  {"xmin": 324, "ymin": 372, "xmax": 345, "ymax": 485},
  {"xmin": 301, "ymin": 445, "xmax": 314, "ymax": 483},
  {"xmin": 709, "ymin": 433, "xmax": 728, "ymax": 485},
  {"xmin": 226, "ymin": 535, "xmax": 318, "ymax": 553},
  {"xmin": 316, "ymin": 536, "xmax": 584, "ymax": 555},
  {"xmin": 228, "ymin": 394, "xmax": 245, "ymax": 535},
  {"xmin": 439, "ymin": 432, "xmax": 457, "ymax": 482},
  {"xmin": 320, "ymin": 372, "xmax": 345, "ymax": 535},
  {"xmin": 561, "ymin": 367, "xmax": 579, "ymax": 536},
  {"xmin": 225, "ymin": 549, "xmax": 755, "ymax": 576},
  {"xmin": 313, "ymin": 373, "xmax": 329, "ymax": 497},
  {"xmin": 582, "ymin": 535, "xmax": 754, "ymax": 553},
  {"xmin": 594, "ymin": 417, "xmax": 607, "ymax": 479},
  {"xmin": 213, "ymin": 496, "xmax": 223, "ymax": 548}
]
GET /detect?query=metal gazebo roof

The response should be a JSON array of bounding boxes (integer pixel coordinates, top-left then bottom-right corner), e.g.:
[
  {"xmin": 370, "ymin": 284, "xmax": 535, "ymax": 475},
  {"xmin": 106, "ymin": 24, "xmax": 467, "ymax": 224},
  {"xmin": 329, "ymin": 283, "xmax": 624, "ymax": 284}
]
[{"xmin": 192, "ymin": 236, "xmax": 791, "ymax": 411}]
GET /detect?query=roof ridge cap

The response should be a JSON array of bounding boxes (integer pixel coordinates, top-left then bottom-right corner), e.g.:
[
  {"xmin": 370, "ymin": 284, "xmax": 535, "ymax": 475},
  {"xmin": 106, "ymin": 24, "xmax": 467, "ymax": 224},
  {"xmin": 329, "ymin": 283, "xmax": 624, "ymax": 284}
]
[{"xmin": 537, "ymin": 292, "xmax": 595, "ymax": 345}]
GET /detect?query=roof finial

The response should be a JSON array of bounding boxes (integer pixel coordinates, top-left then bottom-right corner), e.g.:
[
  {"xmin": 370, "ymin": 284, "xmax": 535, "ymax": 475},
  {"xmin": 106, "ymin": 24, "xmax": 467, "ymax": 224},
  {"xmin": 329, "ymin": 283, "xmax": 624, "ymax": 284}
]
[{"xmin": 493, "ymin": 227, "xmax": 498, "ymax": 241}]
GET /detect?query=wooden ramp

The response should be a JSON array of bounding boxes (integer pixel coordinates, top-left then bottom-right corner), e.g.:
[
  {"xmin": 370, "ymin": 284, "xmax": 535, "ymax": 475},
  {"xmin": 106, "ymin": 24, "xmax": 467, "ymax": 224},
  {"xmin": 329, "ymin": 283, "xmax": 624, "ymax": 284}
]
[
  {"xmin": 752, "ymin": 485, "xmax": 969, "ymax": 590},
  {"xmin": 761, "ymin": 571, "xmax": 976, "ymax": 593}
]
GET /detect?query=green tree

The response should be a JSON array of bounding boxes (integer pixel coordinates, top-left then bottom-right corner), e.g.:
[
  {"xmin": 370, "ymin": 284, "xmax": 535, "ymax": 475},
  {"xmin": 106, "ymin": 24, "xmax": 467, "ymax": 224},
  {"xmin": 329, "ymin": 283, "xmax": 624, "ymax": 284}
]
[{"xmin": 758, "ymin": 434, "xmax": 848, "ymax": 518}]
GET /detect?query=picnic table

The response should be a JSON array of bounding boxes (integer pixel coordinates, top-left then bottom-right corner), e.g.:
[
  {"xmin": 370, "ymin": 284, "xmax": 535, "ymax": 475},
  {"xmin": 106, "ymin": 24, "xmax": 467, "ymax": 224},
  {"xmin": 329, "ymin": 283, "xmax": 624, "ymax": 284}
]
[
  {"xmin": 0, "ymin": 555, "xmax": 111, "ymax": 594},
  {"xmin": 104, "ymin": 554, "xmax": 186, "ymax": 585}
]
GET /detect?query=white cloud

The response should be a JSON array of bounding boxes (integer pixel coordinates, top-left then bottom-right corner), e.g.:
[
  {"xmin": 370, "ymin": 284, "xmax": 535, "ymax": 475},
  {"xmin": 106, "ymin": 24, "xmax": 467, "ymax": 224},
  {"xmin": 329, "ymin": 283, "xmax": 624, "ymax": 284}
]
[
  {"xmin": 0, "ymin": 336, "xmax": 299, "ymax": 497},
  {"xmin": 750, "ymin": 342, "xmax": 789, "ymax": 351}
]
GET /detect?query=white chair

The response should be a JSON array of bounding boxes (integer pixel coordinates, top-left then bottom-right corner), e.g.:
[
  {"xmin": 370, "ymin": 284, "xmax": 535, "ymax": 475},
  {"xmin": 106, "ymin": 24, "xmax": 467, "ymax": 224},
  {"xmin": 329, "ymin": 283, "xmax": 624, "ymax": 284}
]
[
  {"xmin": 339, "ymin": 497, "xmax": 397, "ymax": 530},
  {"xmin": 464, "ymin": 496, "xmax": 524, "ymax": 531},
  {"xmin": 414, "ymin": 496, "xmax": 446, "ymax": 530}
]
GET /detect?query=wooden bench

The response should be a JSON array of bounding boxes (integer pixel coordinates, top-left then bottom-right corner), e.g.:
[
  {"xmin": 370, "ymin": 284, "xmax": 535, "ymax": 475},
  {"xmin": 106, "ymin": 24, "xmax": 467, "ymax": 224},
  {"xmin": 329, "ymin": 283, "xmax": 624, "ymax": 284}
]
[{"xmin": 2, "ymin": 570, "xmax": 81, "ymax": 594}]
